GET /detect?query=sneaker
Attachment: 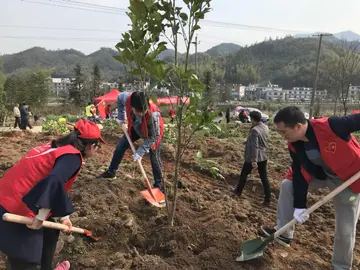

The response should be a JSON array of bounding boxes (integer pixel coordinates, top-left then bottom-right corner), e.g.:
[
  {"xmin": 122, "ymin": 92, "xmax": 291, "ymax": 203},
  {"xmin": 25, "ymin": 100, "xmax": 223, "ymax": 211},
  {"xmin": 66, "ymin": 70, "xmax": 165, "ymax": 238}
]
[
  {"xmin": 260, "ymin": 226, "xmax": 292, "ymax": 247},
  {"xmin": 98, "ymin": 170, "xmax": 116, "ymax": 179},
  {"xmin": 54, "ymin": 261, "xmax": 70, "ymax": 270}
]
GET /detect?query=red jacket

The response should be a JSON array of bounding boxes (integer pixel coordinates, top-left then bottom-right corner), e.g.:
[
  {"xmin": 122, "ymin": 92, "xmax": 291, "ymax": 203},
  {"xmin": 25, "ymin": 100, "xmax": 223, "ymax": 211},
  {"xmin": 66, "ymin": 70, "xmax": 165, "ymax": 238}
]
[
  {"xmin": 0, "ymin": 143, "xmax": 82, "ymax": 218},
  {"xmin": 125, "ymin": 93, "xmax": 164, "ymax": 150}
]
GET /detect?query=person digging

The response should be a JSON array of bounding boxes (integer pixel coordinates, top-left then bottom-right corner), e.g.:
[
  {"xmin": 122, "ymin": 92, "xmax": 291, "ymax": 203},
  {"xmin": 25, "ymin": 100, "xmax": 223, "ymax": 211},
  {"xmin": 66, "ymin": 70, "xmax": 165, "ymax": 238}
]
[
  {"xmin": 261, "ymin": 106, "xmax": 360, "ymax": 270},
  {"xmin": 0, "ymin": 120, "xmax": 104, "ymax": 270},
  {"xmin": 233, "ymin": 110, "xmax": 271, "ymax": 205},
  {"xmin": 98, "ymin": 91, "xmax": 164, "ymax": 192}
]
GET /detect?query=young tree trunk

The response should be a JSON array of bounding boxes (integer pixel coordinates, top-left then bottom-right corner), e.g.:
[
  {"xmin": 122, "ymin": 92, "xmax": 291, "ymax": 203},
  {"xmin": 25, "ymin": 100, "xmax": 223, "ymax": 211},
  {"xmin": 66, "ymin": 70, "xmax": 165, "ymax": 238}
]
[
  {"xmin": 333, "ymin": 96, "xmax": 338, "ymax": 115},
  {"xmin": 168, "ymin": 122, "xmax": 182, "ymax": 226}
]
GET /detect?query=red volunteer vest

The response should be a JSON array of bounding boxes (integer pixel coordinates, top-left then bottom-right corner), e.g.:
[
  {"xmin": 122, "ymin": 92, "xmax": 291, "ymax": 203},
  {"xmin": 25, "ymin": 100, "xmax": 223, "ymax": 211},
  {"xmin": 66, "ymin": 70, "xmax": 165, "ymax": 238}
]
[
  {"xmin": 311, "ymin": 118, "xmax": 360, "ymax": 192},
  {"xmin": 125, "ymin": 93, "xmax": 164, "ymax": 150},
  {"xmin": 288, "ymin": 118, "xmax": 360, "ymax": 193},
  {"xmin": 0, "ymin": 143, "xmax": 82, "ymax": 218}
]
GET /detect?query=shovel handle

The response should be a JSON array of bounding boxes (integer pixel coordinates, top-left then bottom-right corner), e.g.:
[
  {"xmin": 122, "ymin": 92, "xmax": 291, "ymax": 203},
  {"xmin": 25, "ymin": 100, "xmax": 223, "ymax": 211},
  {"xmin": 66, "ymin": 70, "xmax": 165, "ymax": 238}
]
[
  {"xmin": 275, "ymin": 170, "xmax": 360, "ymax": 238},
  {"xmin": 121, "ymin": 125, "xmax": 156, "ymax": 198},
  {"xmin": 3, "ymin": 213, "xmax": 86, "ymax": 234}
]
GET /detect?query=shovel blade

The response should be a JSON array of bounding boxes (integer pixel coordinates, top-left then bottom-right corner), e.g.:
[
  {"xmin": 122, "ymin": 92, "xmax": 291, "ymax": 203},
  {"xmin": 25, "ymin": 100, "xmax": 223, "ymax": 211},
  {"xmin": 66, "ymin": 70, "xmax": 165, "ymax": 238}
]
[
  {"xmin": 141, "ymin": 188, "xmax": 166, "ymax": 208},
  {"xmin": 236, "ymin": 237, "xmax": 267, "ymax": 262}
]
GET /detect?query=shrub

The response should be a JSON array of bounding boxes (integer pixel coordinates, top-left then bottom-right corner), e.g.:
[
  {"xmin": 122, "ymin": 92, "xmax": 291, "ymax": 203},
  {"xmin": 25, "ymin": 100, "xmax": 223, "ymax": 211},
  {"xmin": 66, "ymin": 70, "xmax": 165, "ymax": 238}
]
[{"xmin": 42, "ymin": 120, "xmax": 69, "ymax": 136}]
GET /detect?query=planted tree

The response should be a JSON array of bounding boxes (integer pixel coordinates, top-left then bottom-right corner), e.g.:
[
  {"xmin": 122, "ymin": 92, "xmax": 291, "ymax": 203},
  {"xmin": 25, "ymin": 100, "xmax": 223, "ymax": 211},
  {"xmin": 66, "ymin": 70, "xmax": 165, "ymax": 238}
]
[{"xmin": 115, "ymin": 0, "xmax": 215, "ymax": 225}]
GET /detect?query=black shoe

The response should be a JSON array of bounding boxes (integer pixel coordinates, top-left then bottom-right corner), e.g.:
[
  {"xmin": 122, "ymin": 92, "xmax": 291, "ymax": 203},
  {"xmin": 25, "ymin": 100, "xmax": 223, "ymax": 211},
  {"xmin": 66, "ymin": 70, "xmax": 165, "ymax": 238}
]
[
  {"xmin": 98, "ymin": 170, "xmax": 116, "ymax": 179},
  {"xmin": 260, "ymin": 226, "xmax": 292, "ymax": 247}
]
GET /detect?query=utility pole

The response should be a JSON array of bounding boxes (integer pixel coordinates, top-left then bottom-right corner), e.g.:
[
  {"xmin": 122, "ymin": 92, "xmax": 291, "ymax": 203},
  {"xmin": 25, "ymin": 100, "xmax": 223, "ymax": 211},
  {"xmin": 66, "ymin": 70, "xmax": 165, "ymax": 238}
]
[
  {"xmin": 192, "ymin": 35, "xmax": 200, "ymax": 75},
  {"xmin": 309, "ymin": 33, "xmax": 333, "ymax": 119}
]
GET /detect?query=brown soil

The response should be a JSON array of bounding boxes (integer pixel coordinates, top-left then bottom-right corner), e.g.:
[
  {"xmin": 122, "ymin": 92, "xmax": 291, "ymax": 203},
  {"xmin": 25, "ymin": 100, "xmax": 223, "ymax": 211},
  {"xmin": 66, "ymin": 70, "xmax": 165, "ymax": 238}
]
[{"xmin": 1, "ymin": 127, "xmax": 360, "ymax": 270}]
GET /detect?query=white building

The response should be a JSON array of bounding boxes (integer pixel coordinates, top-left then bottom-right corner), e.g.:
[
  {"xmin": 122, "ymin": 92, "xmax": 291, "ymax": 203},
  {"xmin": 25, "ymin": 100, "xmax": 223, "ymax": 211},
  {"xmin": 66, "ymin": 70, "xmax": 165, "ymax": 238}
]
[
  {"xmin": 348, "ymin": 85, "xmax": 360, "ymax": 100},
  {"xmin": 100, "ymin": 82, "xmax": 119, "ymax": 90},
  {"xmin": 52, "ymin": 78, "xmax": 72, "ymax": 97},
  {"xmin": 285, "ymin": 87, "xmax": 327, "ymax": 102}
]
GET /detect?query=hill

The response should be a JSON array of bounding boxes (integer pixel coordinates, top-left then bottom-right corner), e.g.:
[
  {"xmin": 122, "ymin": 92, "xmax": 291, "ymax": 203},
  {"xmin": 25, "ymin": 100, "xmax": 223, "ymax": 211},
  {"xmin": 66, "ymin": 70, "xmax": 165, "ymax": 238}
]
[
  {"xmin": 2, "ymin": 36, "xmax": 360, "ymax": 88},
  {"xmin": 295, "ymin": 30, "xmax": 360, "ymax": 42},
  {"xmin": 218, "ymin": 36, "xmax": 353, "ymax": 88},
  {"xmin": 2, "ymin": 47, "xmax": 125, "ymax": 80},
  {"xmin": 205, "ymin": 43, "xmax": 242, "ymax": 57}
]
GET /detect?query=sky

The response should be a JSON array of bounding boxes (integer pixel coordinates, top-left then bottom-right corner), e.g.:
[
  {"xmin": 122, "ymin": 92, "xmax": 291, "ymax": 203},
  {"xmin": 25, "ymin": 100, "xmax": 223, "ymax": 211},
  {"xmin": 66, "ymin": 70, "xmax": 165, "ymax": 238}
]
[{"xmin": 0, "ymin": 0, "xmax": 360, "ymax": 55}]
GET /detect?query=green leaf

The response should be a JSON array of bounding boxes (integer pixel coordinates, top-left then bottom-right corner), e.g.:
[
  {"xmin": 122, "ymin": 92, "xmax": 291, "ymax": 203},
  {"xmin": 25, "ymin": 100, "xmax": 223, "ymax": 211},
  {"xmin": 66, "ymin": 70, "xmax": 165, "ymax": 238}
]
[
  {"xmin": 188, "ymin": 74, "xmax": 205, "ymax": 92},
  {"xmin": 179, "ymin": 12, "xmax": 188, "ymax": 21},
  {"xmin": 196, "ymin": 151, "xmax": 203, "ymax": 159},
  {"xmin": 192, "ymin": 25, "xmax": 201, "ymax": 32}
]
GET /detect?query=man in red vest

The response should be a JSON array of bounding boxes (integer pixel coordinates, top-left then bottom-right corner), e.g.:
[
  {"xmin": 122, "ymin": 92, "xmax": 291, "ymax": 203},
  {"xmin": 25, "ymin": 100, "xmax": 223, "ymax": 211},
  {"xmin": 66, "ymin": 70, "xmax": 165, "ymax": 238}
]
[
  {"xmin": 0, "ymin": 119, "xmax": 104, "ymax": 270},
  {"xmin": 263, "ymin": 106, "xmax": 360, "ymax": 269},
  {"xmin": 99, "ymin": 91, "xmax": 164, "ymax": 191}
]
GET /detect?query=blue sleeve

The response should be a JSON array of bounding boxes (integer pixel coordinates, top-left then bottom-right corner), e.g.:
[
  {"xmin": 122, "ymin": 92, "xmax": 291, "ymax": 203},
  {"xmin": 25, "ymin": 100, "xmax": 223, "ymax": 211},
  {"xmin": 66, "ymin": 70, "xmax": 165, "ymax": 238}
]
[
  {"xmin": 290, "ymin": 150, "xmax": 309, "ymax": 209},
  {"xmin": 117, "ymin": 92, "xmax": 131, "ymax": 121},
  {"xmin": 328, "ymin": 114, "xmax": 360, "ymax": 141},
  {"xmin": 137, "ymin": 112, "xmax": 161, "ymax": 157},
  {"xmin": 22, "ymin": 154, "xmax": 82, "ymax": 217}
]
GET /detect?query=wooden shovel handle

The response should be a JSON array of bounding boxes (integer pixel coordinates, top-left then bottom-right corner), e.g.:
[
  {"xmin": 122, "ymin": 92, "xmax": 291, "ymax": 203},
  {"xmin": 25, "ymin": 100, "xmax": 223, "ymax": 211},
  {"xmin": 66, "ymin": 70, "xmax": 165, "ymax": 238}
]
[
  {"xmin": 275, "ymin": 170, "xmax": 360, "ymax": 238},
  {"xmin": 121, "ymin": 125, "xmax": 156, "ymax": 198},
  {"xmin": 2, "ymin": 213, "xmax": 86, "ymax": 234}
]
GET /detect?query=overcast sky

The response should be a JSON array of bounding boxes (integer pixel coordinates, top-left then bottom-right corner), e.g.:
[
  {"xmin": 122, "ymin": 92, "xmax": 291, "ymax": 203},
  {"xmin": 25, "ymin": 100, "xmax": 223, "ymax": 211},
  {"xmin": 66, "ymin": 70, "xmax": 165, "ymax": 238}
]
[{"xmin": 0, "ymin": 0, "xmax": 359, "ymax": 55}]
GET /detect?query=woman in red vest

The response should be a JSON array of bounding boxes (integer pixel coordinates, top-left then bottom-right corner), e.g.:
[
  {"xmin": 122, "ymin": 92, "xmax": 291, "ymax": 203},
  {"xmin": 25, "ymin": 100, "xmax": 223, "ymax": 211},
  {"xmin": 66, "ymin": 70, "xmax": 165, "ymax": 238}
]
[
  {"xmin": 264, "ymin": 106, "xmax": 360, "ymax": 269},
  {"xmin": 98, "ymin": 91, "xmax": 164, "ymax": 191},
  {"xmin": 0, "ymin": 120, "xmax": 104, "ymax": 270}
]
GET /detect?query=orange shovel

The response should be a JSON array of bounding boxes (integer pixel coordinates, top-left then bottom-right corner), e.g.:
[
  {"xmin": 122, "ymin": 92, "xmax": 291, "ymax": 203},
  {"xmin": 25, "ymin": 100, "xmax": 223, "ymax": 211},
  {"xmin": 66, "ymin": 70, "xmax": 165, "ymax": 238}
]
[{"xmin": 122, "ymin": 125, "xmax": 166, "ymax": 208}]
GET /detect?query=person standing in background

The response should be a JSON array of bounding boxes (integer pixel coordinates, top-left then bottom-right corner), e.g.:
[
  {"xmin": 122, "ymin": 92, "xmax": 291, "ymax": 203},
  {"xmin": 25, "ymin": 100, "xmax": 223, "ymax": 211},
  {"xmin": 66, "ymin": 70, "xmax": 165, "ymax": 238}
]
[
  {"xmin": 13, "ymin": 103, "xmax": 21, "ymax": 128},
  {"xmin": 233, "ymin": 110, "xmax": 271, "ymax": 205}
]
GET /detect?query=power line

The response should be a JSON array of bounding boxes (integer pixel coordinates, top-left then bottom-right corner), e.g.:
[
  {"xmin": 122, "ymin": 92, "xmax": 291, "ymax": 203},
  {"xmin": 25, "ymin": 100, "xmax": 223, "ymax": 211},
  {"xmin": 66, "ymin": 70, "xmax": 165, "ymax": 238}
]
[
  {"xmin": 0, "ymin": 25, "xmax": 126, "ymax": 33},
  {"xmin": 0, "ymin": 35, "xmax": 120, "ymax": 42},
  {"xmin": 59, "ymin": 0, "xmax": 127, "ymax": 12},
  {"xmin": 19, "ymin": 0, "xmax": 312, "ymax": 34},
  {"xmin": 20, "ymin": 0, "xmax": 126, "ymax": 15}
]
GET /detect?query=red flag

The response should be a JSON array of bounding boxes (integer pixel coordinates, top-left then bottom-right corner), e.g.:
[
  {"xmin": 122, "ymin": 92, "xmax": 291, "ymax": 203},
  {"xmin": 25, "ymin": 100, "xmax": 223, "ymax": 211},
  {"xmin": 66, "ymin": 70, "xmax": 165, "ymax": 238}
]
[{"xmin": 96, "ymin": 100, "xmax": 106, "ymax": 120}]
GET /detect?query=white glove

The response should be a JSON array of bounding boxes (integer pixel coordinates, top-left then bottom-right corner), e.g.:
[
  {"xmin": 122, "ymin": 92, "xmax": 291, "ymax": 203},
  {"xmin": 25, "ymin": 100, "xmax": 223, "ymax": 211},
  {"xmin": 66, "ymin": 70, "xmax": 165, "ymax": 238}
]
[
  {"xmin": 293, "ymin": 208, "xmax": 309, "ymax": 224},
  {"xmin": 116, "ymin": 119, "xmax": 124, "ymax": 125},
  {"xmin": 133, "ymin": 153, "xmax": 142, "ymax": 162}
]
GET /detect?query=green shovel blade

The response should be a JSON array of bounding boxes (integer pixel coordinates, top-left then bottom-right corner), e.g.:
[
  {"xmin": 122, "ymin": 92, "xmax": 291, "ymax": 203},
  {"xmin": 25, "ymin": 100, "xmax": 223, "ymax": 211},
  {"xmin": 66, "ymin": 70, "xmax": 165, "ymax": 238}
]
[{"xmin": 236, "ymin": 235, "xmax": 274, "ymax": 262}]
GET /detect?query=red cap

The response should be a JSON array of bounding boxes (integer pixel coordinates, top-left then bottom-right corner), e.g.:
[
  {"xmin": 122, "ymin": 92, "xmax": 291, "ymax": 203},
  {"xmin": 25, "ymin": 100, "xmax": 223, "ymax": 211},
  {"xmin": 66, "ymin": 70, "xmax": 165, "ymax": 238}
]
[{"xmin": 74, "ymin": 120, "xmax": 105, "ymax": 143}]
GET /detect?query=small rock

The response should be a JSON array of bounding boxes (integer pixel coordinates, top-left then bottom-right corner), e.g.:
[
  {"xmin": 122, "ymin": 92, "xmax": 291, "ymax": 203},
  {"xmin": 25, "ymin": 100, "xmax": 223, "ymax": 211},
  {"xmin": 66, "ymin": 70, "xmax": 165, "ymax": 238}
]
[
  {"xmin": 71, "ymin": 212, "xmax": 79, "ymax": 218},
  {"xmin": 213, "ymin": 189, "xmax": 221, "ymax": 194},
  {"xmin": 280, "ymin": 252, "xmax": 288, "ymax": 258},
  {"xmin": 79, "ymin": 258, "xmax": 97, "ymax": 268},
  {"xmin": 119, "ymin": 205, "xmax": 129, "ymax": 211},
  {"xmin": 66, "ymin": 235, "xmax": 75, "ymax": 244},
  {"xmin": 124, "ymin": 217, "xmax": 134, "ymax": 228}
]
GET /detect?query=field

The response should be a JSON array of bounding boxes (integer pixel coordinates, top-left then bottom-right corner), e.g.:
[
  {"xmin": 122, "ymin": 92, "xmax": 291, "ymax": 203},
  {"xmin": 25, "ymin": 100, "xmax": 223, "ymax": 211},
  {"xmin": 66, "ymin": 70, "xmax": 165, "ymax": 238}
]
[{"xmin": 1, "ymin": 124, "xmax": 360, "ymax": 270}]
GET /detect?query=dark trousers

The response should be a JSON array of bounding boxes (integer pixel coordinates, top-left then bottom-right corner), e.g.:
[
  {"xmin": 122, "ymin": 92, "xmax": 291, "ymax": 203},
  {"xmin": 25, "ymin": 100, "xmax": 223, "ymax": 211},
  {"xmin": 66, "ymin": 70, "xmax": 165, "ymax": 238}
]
[
  {"xmin": 108, "ymin": 130, "xmax": 163, "ymax": 189},
  {"xmin": 235, "ymin": 160, "xmax": 271, "ymax": 201},
  {"xmin": 7, "ymin": 227, "xmax": 59, "ymax": 270},
  {"xmin": 14, "ymin": 117, "xmax": 21, "ymax": 128}
]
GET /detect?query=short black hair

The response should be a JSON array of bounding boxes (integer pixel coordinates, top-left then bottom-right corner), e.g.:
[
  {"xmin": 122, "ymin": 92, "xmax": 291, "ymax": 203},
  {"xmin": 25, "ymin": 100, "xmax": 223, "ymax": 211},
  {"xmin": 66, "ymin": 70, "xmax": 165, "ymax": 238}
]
[
  {"xmin": 249, "ymin": 110, "xmax": 262, "ymax": 122},
  {"xmin": 274, "ymin": 106, "xmax": 307, "ymax": 128},
  {"xmin": 130, "ymin": 91, "xmax": 149, "ymax": 111}
]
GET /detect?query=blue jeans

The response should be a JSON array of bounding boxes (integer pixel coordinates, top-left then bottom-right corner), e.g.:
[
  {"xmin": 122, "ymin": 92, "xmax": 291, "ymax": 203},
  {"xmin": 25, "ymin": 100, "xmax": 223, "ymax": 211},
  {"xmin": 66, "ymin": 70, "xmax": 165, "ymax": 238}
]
[{"xmin": 108, "ymin": 130, "xmax": 163, "ymax": 189}]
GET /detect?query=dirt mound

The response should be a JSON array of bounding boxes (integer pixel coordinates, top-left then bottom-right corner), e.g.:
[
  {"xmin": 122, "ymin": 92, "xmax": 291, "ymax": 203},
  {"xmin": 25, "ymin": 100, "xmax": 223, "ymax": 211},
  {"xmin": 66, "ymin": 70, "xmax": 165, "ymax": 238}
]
[{"xmin": 0, "ymin": 131, "xmax": 359, "ymax": 269}]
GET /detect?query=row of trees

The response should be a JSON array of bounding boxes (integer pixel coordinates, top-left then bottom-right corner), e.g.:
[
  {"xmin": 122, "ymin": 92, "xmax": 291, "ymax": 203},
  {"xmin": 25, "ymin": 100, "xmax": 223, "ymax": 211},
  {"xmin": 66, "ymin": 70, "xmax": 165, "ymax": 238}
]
[
  {"xmin": 3, "ymin": 68, "xmax": 52, "ymax": 109},
  {"xmin": 67, "ymin": 63, "xmax": 103, "ymax": 106}
]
